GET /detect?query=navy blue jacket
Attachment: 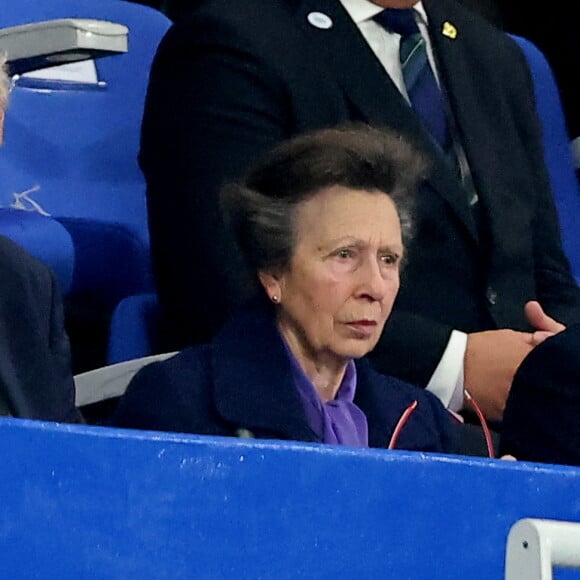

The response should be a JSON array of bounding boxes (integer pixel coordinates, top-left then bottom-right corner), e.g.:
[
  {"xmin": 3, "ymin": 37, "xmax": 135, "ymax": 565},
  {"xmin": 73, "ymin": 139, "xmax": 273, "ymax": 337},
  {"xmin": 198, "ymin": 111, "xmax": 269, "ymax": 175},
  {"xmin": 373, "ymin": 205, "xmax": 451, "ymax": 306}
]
[{"xmin": 113, "ymin": 303, "xmax": 455, "ymax": 453}]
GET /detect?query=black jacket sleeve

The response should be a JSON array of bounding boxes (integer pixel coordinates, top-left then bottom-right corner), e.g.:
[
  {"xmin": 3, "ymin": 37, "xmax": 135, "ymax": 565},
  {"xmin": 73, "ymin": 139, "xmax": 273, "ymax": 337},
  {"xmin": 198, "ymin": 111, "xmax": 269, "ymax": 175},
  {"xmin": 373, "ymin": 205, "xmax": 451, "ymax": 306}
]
[{"xmin": 0, "ymin": 236, "xmax": 82, "ymax": 423}]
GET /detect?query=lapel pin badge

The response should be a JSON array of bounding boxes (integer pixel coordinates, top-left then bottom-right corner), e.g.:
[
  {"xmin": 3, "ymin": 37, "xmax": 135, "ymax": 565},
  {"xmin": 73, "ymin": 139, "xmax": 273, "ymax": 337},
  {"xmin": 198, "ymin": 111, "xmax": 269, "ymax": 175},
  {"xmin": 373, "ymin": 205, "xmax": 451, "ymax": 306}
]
[
  {"xmin": 307, "ymin": 11, "xmax": 333, "ymax": 30},
  {"xmin": 442, "ymin": 21, "xmax": 457, "ymax": 39}
]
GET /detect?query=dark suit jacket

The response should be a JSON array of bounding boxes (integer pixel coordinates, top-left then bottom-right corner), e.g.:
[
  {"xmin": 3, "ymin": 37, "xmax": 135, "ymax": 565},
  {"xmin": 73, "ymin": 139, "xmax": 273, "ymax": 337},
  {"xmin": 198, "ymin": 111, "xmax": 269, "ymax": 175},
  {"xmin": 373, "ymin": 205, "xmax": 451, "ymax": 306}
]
[
  {"xmin": 500, "ymin": 323, "xmax": 580, "ymax": 466},
  {"xmin": 140, "ymin": 0, "xmax": 580, "ymax": 386},
  {"xmin": 0, "ymin": 235, "xmax": 82, "ymax": 422},
  {"xmin": 112, "ymin": 300, "xmax": 455, "ymax": 453}
]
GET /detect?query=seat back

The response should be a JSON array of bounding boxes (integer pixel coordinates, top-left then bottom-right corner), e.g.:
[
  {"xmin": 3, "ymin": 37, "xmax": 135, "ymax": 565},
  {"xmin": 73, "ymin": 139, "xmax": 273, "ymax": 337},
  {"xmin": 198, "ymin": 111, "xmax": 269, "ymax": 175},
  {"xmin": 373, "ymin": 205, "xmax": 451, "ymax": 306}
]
[
  {"xmin": 107, "ymin": 292, "xmax": 162, "ymax": 364},
  {"xmin": 511, "ymin": 35, "xmax": 580, "ymax": 282},
  {"xmin": 0, "ymin": 213, "xmax": 75, "ymax": 294}
]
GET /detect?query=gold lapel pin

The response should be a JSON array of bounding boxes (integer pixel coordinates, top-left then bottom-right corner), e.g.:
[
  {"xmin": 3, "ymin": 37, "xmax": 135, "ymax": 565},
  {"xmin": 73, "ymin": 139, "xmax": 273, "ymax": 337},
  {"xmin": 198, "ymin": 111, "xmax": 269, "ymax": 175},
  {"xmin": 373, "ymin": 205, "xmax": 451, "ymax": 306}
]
[{"xmin": 442, "ymin": 21, "xmax": 457, "ymax": 39}]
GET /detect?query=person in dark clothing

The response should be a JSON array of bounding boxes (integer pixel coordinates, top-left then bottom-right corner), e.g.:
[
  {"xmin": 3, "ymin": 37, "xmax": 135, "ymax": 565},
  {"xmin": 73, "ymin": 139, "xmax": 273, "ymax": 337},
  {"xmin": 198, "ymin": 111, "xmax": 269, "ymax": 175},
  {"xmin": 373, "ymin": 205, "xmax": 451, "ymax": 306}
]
[
  {"xmin": 0, "ymin": 54, "xmax": 81, "ymax": 423},
  {"xmin": 113, "ymin": 125, "xmax": 461, "ymax": 454}
]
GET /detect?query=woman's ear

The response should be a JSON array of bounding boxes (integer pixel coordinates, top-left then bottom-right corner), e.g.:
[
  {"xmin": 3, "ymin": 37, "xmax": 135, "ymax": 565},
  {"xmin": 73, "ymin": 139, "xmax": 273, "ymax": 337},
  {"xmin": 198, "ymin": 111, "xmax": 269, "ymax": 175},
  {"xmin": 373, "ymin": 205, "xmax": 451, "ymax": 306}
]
[{"xmin": 258, "ymin": 270, "xmax": 283, "ymax": 304}]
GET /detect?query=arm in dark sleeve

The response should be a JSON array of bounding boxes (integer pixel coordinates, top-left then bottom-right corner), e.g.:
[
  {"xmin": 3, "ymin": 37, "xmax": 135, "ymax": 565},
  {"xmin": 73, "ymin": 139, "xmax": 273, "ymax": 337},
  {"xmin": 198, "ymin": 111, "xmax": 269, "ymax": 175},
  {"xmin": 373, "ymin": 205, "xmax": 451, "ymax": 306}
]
[
  {"xmin": 367, "ymin": 310, "xmax": 454, "ymax": 387},
  {"xmin": 111, "ymin": 348, "xmax": 216, "ymax": 435},
  {"xmin": 111, "ymin": 360, "xmax": 177, "ymax": 431},
  {"xmin": 140, "ymin": 14, "xmax": 292, "ymax": 349},
  {"xmin": 45, "ymin": 267, "xmax": 83, "ymax": 423},
  {"xmin": 0, "ymin": 236, "xmax": 81, "ymax": 423}
]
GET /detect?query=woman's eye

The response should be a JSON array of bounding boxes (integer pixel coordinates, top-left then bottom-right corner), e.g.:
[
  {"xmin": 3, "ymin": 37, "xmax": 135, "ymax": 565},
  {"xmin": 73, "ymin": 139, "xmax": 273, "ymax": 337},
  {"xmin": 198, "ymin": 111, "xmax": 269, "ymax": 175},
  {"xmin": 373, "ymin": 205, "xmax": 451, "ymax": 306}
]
[
  {"xmin": 336, "ymin": 249, "xmax": 353, "ymax": 259},
  {"xmin": 380, "ymin": 253, "xmax": 399, "ymax": 265}
]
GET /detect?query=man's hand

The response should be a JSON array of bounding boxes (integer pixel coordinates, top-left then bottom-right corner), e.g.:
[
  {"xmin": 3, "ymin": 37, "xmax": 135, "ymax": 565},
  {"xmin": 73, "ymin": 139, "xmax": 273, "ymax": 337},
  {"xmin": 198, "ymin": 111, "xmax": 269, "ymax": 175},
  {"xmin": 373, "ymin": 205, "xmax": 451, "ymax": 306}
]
[
  {"xmin": 464, "ymin": 302, "xmax": 566, "ymax": 421},
  {"xmin": 524, "ymin": 300, "xmax": 566, "ymax": 345},
  {"xmin": 464, "ymin": 330, "xmax": 535, "ymax": 422}
]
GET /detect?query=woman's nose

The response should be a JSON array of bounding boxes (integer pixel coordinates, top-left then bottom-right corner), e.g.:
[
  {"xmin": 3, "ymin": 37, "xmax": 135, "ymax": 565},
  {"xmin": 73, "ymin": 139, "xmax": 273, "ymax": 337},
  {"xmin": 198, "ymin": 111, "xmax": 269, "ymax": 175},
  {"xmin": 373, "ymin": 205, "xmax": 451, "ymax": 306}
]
[{"xmin": 357, "ymin": 259, "xmax": 389, "ymax": 301}]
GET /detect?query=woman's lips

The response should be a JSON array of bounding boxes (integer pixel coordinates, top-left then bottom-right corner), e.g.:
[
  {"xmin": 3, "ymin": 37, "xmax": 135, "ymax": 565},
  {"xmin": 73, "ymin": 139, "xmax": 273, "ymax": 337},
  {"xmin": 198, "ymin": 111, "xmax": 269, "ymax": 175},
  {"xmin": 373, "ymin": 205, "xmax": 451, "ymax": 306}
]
[{"xmin": 345, "ymin": 320, "xmax": 377, "ymax": 337}]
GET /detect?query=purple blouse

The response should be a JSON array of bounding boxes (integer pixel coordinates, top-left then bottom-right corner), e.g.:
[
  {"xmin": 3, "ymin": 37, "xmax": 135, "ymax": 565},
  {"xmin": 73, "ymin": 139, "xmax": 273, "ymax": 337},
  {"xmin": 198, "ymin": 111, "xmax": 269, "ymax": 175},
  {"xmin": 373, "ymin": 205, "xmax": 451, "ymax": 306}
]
[{"xmin": 282, "ymin": 339, "xmax": 369, "ymax": 447}]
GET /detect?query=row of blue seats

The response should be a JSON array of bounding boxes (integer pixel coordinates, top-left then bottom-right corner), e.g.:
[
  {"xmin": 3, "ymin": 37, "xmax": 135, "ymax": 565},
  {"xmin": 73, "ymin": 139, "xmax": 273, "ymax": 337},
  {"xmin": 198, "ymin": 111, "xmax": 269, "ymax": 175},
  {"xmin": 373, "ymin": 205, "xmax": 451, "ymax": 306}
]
[
  {"xmin": 0, "ymin": 0, "xmax": 171, "ymax": 371},
  {"xmin": 1, "ymin": 0, "xmax": 579, "ymax": 371}
]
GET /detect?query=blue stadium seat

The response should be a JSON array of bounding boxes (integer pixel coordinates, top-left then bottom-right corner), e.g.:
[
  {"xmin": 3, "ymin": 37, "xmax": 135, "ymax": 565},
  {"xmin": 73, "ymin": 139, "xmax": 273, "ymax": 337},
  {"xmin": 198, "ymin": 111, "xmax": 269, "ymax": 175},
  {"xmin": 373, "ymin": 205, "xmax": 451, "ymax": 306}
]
[
  {"xmin": 511, "ymin": 34, "xmax": 580, "ymax": 283},
  {"xmin": 0, "ymin": 211, "xmax": 74, "ymax": 294},
  {"xmin": 107, "ymin": 292, "xmax": 161, "ymax": 364},
  {"xmin": 0, "ymin": 0, "xmax": 171, "ymax": 329}
]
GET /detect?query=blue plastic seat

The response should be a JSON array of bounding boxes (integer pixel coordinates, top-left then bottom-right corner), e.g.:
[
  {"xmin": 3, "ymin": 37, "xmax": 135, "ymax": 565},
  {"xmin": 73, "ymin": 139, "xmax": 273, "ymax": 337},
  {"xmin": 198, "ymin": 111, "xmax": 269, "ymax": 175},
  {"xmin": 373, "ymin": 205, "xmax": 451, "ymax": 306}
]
[
  {"xmin": 0, "ymin": 211, "xmax": 74, "ymax": 294},
  {"xmin": 511, "ymin": 34, "xmax": 580, "ymax": 283},
  {"xmin": 107, "ymin": 292, "xmax": 161, "ymax": 364}
]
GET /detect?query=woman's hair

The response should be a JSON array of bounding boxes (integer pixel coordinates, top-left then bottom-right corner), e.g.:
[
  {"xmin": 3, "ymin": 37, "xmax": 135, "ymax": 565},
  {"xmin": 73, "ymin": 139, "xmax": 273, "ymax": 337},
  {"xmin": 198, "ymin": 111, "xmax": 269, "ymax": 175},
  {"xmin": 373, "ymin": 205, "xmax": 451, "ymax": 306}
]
[
  {"xmin": 221, "ymin": 123, "xmax": 429, "ymax": 274},
  {"xmin": 0, "ymin": 53, "xmax": 10, "ymax": 111}
]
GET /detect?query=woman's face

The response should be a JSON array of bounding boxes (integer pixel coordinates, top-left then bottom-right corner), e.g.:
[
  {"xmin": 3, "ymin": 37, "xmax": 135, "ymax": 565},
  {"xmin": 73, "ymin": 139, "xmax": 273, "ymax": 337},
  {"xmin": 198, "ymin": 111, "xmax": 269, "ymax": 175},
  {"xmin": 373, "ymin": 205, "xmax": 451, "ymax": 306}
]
[{"xmin": 260, "ymin": 186, "xmax": 403, "ymax": 366}]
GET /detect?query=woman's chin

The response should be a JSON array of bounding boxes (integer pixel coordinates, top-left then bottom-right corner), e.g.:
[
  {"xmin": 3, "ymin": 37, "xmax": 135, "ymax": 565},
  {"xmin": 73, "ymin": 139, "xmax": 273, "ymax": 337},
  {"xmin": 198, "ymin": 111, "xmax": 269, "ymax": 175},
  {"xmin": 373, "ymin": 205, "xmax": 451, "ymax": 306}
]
[{"xmin": 333, "ymin": 337, "xmax": 380, "ymax": 360}]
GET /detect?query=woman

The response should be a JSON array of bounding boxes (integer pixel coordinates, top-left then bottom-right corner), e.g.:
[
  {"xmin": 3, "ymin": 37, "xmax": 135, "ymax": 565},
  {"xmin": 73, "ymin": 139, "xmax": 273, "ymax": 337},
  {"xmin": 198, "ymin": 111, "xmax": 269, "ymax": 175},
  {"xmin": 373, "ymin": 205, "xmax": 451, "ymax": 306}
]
[{"xmin": 112, "ymin": 125, "xmax": 456, "ymax": 452}]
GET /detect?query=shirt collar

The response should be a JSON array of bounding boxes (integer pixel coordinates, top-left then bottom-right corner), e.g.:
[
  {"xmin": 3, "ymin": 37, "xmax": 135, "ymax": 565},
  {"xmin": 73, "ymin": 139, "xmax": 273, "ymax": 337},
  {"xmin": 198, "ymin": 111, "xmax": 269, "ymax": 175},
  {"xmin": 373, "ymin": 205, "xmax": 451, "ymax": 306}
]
[{"xmin": 338, "ymin": 0, "xmax": 428, "ymax": 27}]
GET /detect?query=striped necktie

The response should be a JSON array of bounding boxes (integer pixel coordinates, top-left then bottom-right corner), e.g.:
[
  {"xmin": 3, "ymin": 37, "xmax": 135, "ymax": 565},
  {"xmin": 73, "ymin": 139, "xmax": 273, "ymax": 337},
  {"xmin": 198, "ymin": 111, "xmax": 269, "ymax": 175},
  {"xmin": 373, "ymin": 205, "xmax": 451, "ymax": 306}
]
[
  {"xmin": 376, "ymin": 9, "xmax": 483, "ymax": 228},
  {"xmin": 375, "ymin": 8, "xmax": 450, "ymax": 150}
]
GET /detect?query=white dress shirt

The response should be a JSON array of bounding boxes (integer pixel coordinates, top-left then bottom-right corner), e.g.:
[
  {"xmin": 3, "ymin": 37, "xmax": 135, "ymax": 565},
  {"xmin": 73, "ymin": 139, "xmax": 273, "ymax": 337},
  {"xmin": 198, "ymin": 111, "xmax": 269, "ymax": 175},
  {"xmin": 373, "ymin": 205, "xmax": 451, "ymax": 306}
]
[{"xmin": 338, "ymin": 0, "xmax": 467, "ymax": 411}]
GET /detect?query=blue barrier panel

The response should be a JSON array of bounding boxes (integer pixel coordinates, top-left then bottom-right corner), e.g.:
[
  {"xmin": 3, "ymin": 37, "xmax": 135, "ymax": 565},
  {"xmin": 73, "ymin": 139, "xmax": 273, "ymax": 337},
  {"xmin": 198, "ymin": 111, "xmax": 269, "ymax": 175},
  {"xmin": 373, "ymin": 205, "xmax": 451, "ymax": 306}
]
[{"xmin": 1, "ymin": 417, "xmax": 579, "ymax": 579}]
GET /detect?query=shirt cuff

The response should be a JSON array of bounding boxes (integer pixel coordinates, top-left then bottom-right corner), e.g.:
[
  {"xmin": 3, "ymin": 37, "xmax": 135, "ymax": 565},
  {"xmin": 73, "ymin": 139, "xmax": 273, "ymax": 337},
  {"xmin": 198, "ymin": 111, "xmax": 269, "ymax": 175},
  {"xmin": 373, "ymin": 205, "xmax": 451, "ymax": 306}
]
[{"xmin": 426, "ymin": 330, "xmax": 467, "ymax": 412}]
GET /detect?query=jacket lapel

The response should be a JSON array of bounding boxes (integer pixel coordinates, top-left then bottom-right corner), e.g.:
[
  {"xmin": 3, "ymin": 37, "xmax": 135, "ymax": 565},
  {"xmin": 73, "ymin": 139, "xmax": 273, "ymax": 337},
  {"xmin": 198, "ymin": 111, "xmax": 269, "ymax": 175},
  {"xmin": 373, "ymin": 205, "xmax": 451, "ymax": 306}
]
[
  {"xmin": 355, "ymin": 359, "xmax": 448, "ymax": 451},
  {"xmin": 210, "ymin": 301, "xmax": 318, "ymax": 443},
  {"xmin": 296, "ymin": 0, "xmax": 424, "ymax": 135},
  {"xmin": 294, "ymin": 0, "xmax": 479, "ymax": 243},
  {"xmin": 424, "ymin": 0, "xmax": 518, "ymax": 244},
  {"xmin": 354, "ymin": 360, "xmax": 402, "ymax": 449}
]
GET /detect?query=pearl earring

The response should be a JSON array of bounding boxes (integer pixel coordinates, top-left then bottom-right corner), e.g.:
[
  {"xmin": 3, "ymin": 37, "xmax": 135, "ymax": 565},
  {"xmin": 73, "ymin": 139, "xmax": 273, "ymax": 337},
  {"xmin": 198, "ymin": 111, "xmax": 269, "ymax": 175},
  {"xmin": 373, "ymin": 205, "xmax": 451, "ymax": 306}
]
[{"xmin": 271, "ymin": 295, "xmax": 279, "ymax": 303}]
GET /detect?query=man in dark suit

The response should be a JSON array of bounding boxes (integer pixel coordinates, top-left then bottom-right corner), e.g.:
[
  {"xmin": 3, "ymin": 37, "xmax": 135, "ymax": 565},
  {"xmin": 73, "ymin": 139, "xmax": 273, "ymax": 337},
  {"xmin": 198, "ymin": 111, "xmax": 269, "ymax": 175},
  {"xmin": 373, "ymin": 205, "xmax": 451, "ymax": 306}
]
[
  {"xmin": 140, "ymin": 0, "xmax": 580, "ymax": 422},
  {"xmin": 0, "ymin": 235, "xmax": 82, "ymax": 422}
]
